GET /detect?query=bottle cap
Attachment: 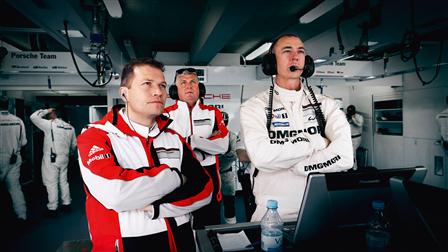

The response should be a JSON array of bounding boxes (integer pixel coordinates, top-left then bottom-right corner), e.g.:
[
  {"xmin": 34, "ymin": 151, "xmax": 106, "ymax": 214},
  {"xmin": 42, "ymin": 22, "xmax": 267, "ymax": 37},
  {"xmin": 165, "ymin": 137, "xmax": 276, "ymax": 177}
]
[
  {"xmin": 372, "ymin": 200, "xmax": 385, "ymax": 210},
  {"xmin": 267, "ymin": 199, "xmax": 278, "ymax": 209}
]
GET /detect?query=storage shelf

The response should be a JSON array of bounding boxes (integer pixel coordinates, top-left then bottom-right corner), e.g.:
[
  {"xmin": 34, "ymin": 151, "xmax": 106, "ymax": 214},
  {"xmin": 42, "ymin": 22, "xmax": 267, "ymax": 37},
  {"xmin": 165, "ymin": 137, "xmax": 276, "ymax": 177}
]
[{"xmin": 374, "ymin": 98, "xmax": 403, "ymax": 136}]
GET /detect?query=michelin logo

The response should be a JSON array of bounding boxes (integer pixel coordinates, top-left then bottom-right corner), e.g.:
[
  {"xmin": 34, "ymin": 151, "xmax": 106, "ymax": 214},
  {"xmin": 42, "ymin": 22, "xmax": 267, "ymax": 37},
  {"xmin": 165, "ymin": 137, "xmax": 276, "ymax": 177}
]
[{"xmin": 87, "ymin": 153, "xmax": 111, "ymax": 166}]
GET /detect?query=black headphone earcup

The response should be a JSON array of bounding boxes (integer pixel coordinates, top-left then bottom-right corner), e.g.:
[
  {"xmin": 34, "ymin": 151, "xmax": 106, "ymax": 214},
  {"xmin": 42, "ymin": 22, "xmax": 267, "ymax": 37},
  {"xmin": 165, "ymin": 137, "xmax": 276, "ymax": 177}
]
[
  {"xmin": 262, "ymin": 53, "xmax": 277, "ymax": 76},
  {"xmin": 302, "ymin": 55, "xmax": 315, "ymax": 78},
  {"xmin": 199, "ymin": 82, "xmax": 206, "ymax": 97},
  {"xmin": 169, "ymin": 85, "xmax": 178, "ymax": 100}
]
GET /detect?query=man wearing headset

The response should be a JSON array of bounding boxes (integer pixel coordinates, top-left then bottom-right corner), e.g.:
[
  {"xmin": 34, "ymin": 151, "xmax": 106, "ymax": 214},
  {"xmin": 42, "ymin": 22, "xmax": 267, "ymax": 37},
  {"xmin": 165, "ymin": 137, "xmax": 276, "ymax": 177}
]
[
  {"xmin": 240, "ymin": 33, "xmax": 353, "ymax": 221},
  {"xmin": 164, "ymin": 68, "xmax": 229, "ymax": 229},
  {"xmin": 77, "ymin": 58, "xmax": 213, "ymax": 251}
]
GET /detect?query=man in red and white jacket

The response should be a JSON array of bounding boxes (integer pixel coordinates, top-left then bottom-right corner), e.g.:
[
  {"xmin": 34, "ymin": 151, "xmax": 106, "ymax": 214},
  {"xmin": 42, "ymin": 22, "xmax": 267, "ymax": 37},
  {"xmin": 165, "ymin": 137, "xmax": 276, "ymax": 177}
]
[
  {"xmin": 164, "ymin": 68, "xmax": 229, "ymax": 229},
  {"xmin": 77, "ymin": 59, "xmax": 212, "ymax": 252}
]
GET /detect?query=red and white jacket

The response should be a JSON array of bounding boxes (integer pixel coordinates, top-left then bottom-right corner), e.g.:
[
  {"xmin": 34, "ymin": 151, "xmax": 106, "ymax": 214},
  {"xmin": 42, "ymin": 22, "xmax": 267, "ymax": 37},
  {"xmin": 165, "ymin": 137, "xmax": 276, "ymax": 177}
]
[
  {"xmin": 164, "ymin": 100, "xmax": 229, "ymax": 167},
  {"xmin": 77, "ymin": 108, "xmax": 212, "ymax": 252}
]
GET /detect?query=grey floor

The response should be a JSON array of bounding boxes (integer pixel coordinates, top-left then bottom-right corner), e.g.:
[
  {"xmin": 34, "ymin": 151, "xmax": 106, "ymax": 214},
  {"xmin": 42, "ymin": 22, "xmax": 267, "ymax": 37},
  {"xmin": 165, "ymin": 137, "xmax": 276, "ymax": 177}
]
[{"xmin": 1, "ymin": 169, "xmax": 248, "ymax": 252}]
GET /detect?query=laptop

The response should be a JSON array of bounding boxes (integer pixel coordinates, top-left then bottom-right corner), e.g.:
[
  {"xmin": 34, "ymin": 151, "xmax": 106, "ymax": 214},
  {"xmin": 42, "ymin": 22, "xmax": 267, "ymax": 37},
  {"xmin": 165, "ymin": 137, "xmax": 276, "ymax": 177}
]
[{"xmin": 283, "ymin": 167, "xmax": 427, "ymax": 250}]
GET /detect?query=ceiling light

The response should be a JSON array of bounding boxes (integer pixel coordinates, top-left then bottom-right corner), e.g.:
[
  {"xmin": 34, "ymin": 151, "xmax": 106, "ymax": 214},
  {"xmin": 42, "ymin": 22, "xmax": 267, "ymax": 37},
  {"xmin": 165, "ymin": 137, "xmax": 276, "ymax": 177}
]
[
  {"xmin": 338, "ymin": 55, "xmax": 354, "ymax": 62},
  {"xmin": 314, "ymin": 58, "xmax": 327, "ymax": 63},
  {"xmin": 60, "ymin": 29, "xmax": 85, "ymax": 38},
  {"xmin": 245, "ymin": 42, "xmax": 272, "ymax": 61},
  {"xmin": 103, "ymin": 0, "xmax": 122, "ymax": 18},
  {"xmin": 299, "ymin": 0, "xmax": 343, "ymax": 24},
  {"xmin": 123, "ymin": 39, "xmax": 136, "ymax": 59},
  {"xmin": 368, "ymin": 41, "xmax": 379, "ymax": 46}
]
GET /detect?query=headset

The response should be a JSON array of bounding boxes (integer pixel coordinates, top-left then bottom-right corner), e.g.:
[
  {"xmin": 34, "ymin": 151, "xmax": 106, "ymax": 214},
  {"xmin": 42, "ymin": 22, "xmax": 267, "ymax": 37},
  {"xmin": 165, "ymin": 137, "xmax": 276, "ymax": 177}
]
[
  {"xmin": 261, "ymin": 50, "xmax": 315, "ymax": 78},
  {"xmin": 168, "ymin": 82, "xmax": 206, "ymax": 100},
  {"xmin": 261, "ymin": 34, "xmax": 326, "ymax": 137}
]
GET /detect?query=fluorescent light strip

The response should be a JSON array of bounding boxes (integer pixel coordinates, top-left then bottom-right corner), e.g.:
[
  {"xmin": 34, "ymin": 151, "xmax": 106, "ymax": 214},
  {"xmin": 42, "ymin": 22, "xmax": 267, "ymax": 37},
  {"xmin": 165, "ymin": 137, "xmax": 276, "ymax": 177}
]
[
  {"xmin": 299, "ymin": 0, "xmax": 343, "ymax": 24},
  {"xmin": 103, "ymin": 0, "xmax": 123, "ymax": 18},
  {"xmin": 60, "ymin": 29, "xmax": 85, "ymax": 38},
  {"xmin": 245, "ymin": 42, "xmax": 272, "ymax": 61}
]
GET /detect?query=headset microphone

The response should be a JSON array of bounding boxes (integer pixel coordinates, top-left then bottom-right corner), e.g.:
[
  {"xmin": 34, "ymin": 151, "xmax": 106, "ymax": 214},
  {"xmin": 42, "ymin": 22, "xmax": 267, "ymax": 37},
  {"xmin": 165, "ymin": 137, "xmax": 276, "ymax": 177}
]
[{"xmin": 289, "ymin": 66, "xmax": 300, "ymax": 72}]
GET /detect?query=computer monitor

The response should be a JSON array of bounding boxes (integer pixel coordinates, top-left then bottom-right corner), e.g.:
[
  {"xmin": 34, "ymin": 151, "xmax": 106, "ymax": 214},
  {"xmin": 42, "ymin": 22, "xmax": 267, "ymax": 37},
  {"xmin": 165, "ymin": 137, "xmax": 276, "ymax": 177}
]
[{"xmin": 290, "ymin": 166, "xmax": 427, "ymax": 251}]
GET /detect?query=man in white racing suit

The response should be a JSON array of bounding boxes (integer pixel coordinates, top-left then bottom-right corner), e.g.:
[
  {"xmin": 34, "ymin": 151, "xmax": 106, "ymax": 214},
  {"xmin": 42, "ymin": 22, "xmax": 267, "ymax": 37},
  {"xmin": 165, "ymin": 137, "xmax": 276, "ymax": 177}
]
[
  {"xmin": 240, "ymin": 34, "xmax": 353, "ymax": 221},
  {"xmin": 30, "ymin": 107, "xmax": 76, "ymax": 216},
  {"xmin": 164, "ymin": 67, "xmax": 229, "ymax": 229},
  {"xmin": 0, "ymin": 96, "xmax": 27, "ymax": 221}
]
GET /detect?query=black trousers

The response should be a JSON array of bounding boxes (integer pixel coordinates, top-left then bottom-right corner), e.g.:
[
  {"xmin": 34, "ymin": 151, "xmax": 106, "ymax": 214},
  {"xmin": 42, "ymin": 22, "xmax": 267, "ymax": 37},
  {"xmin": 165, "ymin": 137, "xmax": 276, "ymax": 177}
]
[
  {"xmin": 122, "ymin": 221, "xmax": 196, "ymax": 252},
  {"xmin": 223, "ymin": 195, "xmax": 236, "ymax": 218},
  {"xmin": 192, "ymin": 164, "xmax": 221, "ymax": 229},
  {"xmin": 237, "ymin": 170, "xmax": 256, "ymax": 221}
]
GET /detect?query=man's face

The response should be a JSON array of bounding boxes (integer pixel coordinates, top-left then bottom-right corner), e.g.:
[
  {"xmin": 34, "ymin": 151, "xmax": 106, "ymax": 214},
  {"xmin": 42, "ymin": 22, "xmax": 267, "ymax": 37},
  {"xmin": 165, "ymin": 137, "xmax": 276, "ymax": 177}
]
[
  {"xmin": 122, "ymin": 65, "xmax": 167, "ymax": 120},
  {"xmin": 273, "ymin": 36, "xmax": 306, "ymax": 80},
  {"xmin": 176, "ymin": 73, "xmax": 200, "ymax": 106}
]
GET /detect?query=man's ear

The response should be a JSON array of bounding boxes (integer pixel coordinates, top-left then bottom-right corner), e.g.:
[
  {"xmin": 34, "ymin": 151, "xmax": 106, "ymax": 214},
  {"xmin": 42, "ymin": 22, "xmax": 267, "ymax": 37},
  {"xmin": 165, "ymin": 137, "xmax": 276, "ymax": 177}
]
[{"xmin": 119, "ymin": 87, "xmax": 128, "ymax": 102}]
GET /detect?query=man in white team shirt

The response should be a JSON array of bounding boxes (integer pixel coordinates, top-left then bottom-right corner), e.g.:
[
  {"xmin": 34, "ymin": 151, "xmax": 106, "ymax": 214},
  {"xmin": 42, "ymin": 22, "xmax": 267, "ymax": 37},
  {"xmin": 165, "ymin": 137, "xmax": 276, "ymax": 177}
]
[{"xmin": 240, "ymin": 33, "xmax": 353, "ymax": 221}]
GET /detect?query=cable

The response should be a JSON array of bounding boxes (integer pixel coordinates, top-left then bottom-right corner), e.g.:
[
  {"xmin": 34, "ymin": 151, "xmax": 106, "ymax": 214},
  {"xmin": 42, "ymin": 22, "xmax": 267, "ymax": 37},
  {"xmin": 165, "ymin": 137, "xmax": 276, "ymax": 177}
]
[
  {"xmin": 63, "ymin": 20, "xmax": 112, "ymax": 87},
  {"xmin": 413, "ymin": 40, "xmax": 444, "ymax": 86},
  {"xmin": 265, "ymin": 77, "xmax": 275, "ymax": 131},
  {"xmin": 304, "ymin": 78, "xmax": 327, "ymax": 138}
]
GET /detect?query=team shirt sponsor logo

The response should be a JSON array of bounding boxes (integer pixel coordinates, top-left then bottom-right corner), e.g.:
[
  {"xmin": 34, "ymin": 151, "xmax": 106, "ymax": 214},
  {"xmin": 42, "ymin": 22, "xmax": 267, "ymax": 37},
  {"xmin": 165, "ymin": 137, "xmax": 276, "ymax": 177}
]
[
  {"xmin": 0, "ymin": 122, "xmax": 21, "ymax": 126},
  {"xmin": 272, "ymin": 122, "xmax": 290, "ymax": 127},
  {"xmin": 155, "ymin": 148, "xmax": 180, "ymax": 159},
  {"xmin": 56, "ymin": 125, "xmax": 73, "ymax": 130},
  {"xmin": 87, "ymin": 153, "xmax": 111, "ymax": 166},
  {"xmin": 194, "ymin": 118, "xmax": 212, "ymax": 126},
  {"xmin": 304, "ymin": 155, "xmax": 341, "ymax": 171},
  {"xmin": 88, "ymin": 145, "xmax": 104, "ymax": 156},
  {"xmin": 268, "ymin": 126, "xmax": 322, "ymax": 145}
]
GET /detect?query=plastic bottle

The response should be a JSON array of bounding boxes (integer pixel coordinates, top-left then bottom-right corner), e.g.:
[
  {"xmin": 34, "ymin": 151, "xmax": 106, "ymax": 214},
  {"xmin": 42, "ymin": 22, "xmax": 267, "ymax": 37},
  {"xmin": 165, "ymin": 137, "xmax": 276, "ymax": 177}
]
[
  {"xmin": 261, "ymin": 199, "xmax": 283, "ymax": 252},
  {"xmin": 365, "ymin": 200, "xmax": 391, "ymax": 252}
]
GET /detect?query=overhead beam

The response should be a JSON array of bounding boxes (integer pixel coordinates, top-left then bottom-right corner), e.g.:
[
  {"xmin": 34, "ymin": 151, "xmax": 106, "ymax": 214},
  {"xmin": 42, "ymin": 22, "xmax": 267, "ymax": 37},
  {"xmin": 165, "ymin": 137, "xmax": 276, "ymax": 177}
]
[{"xmin": 189, "ymin": 0, "xmax": 262, "ymax": 65}]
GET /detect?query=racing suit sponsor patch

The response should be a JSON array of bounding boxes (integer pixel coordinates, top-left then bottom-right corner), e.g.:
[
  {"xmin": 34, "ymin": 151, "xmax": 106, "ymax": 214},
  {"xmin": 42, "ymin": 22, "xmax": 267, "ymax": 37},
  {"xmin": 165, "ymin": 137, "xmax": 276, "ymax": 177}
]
[
  {"xmin": 304, "ymin": 155, "xmax": 341, "ymax": 171},
  {"xmin": 87, "ymin": 153, "xmax": 111, "ymax": 166},
  {"xmin": 88, "ymin": 145, "xmax": 104, "ymax": 156},
  {"xmin": 193, "ymin": 118, "xmax": 212, "ymax": 126},
  {"xmin": 155, "ymin": 147, "xmax": 180, "ymax": 159},
  {"xmin": 272, "ymin": 122, "xmax": 290, "ymax": 127}
]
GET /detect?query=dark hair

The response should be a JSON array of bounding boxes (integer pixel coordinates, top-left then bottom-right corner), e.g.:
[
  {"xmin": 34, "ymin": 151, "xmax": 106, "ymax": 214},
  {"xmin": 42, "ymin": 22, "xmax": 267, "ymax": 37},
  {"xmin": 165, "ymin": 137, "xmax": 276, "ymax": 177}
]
[
  {"xmin": 269, "ymin": 33, "xmax": 301, "ymax": 53},
  {"xmin": 0, "ymin": 96, "xmax": 8, "ymax": 110},
  {"xmin": 120, "ymin": 58, "xmax": 165, "ymax": 88}
]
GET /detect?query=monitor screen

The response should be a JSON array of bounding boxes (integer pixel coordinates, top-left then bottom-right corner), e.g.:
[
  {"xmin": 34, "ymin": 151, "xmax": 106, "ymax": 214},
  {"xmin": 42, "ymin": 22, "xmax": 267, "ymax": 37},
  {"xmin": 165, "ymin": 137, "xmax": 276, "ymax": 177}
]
[{"xmin": 291, "ymin": 166, "xmax": 428, "ymax": 251}]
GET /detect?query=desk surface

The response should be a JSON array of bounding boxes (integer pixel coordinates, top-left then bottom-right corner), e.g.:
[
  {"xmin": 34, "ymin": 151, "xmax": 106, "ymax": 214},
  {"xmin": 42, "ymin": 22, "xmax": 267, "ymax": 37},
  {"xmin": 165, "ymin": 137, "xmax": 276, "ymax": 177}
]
[{"xmin": 196, "ymin": 221, "xmax": 297, "ymax": 252}]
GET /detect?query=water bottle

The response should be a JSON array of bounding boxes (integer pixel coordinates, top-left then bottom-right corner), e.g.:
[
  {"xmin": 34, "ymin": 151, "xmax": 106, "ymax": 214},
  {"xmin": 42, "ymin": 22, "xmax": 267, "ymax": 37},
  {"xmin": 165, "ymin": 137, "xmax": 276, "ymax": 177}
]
[
  {"xmin": 365, "ymin": 200, "xmax": 391, "ymax": 252},
  {"xmin": 261, "ymin": 199, "xmax": 283, "ymax": 252}
]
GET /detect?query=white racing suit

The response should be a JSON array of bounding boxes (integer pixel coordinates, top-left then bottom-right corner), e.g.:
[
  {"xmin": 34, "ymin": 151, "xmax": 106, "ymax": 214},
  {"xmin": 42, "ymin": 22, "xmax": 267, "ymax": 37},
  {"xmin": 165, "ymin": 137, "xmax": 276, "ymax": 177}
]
[
  {"xmin": 240, "ymin": 83, "xmax": 353, "ymax": 221},
  {"xmin": 219, "ymin": 131, "xmax": 237, "ymax": 196},
  {"xmin": 348, "ymin": 113, "xmax": 364, "ymax": 169},
  {"xmin": 30, "ymin": 109, "xmax": 76, "ymax": 210},
  {"xmin": 0, "ymin": 110, "xmax": 27, "ymax": 220},
  {"xmin": 164, "ymin": 100, "xmax": 229, "ymax": 228}
]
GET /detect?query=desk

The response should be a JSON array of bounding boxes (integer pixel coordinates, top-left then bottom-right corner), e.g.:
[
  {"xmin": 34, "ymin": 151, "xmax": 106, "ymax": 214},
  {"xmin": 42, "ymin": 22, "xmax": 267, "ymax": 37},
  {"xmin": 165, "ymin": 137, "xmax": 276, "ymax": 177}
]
[{"xmin": 196, "ymin": 221, "xmax": 297, "ymax": 252}]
